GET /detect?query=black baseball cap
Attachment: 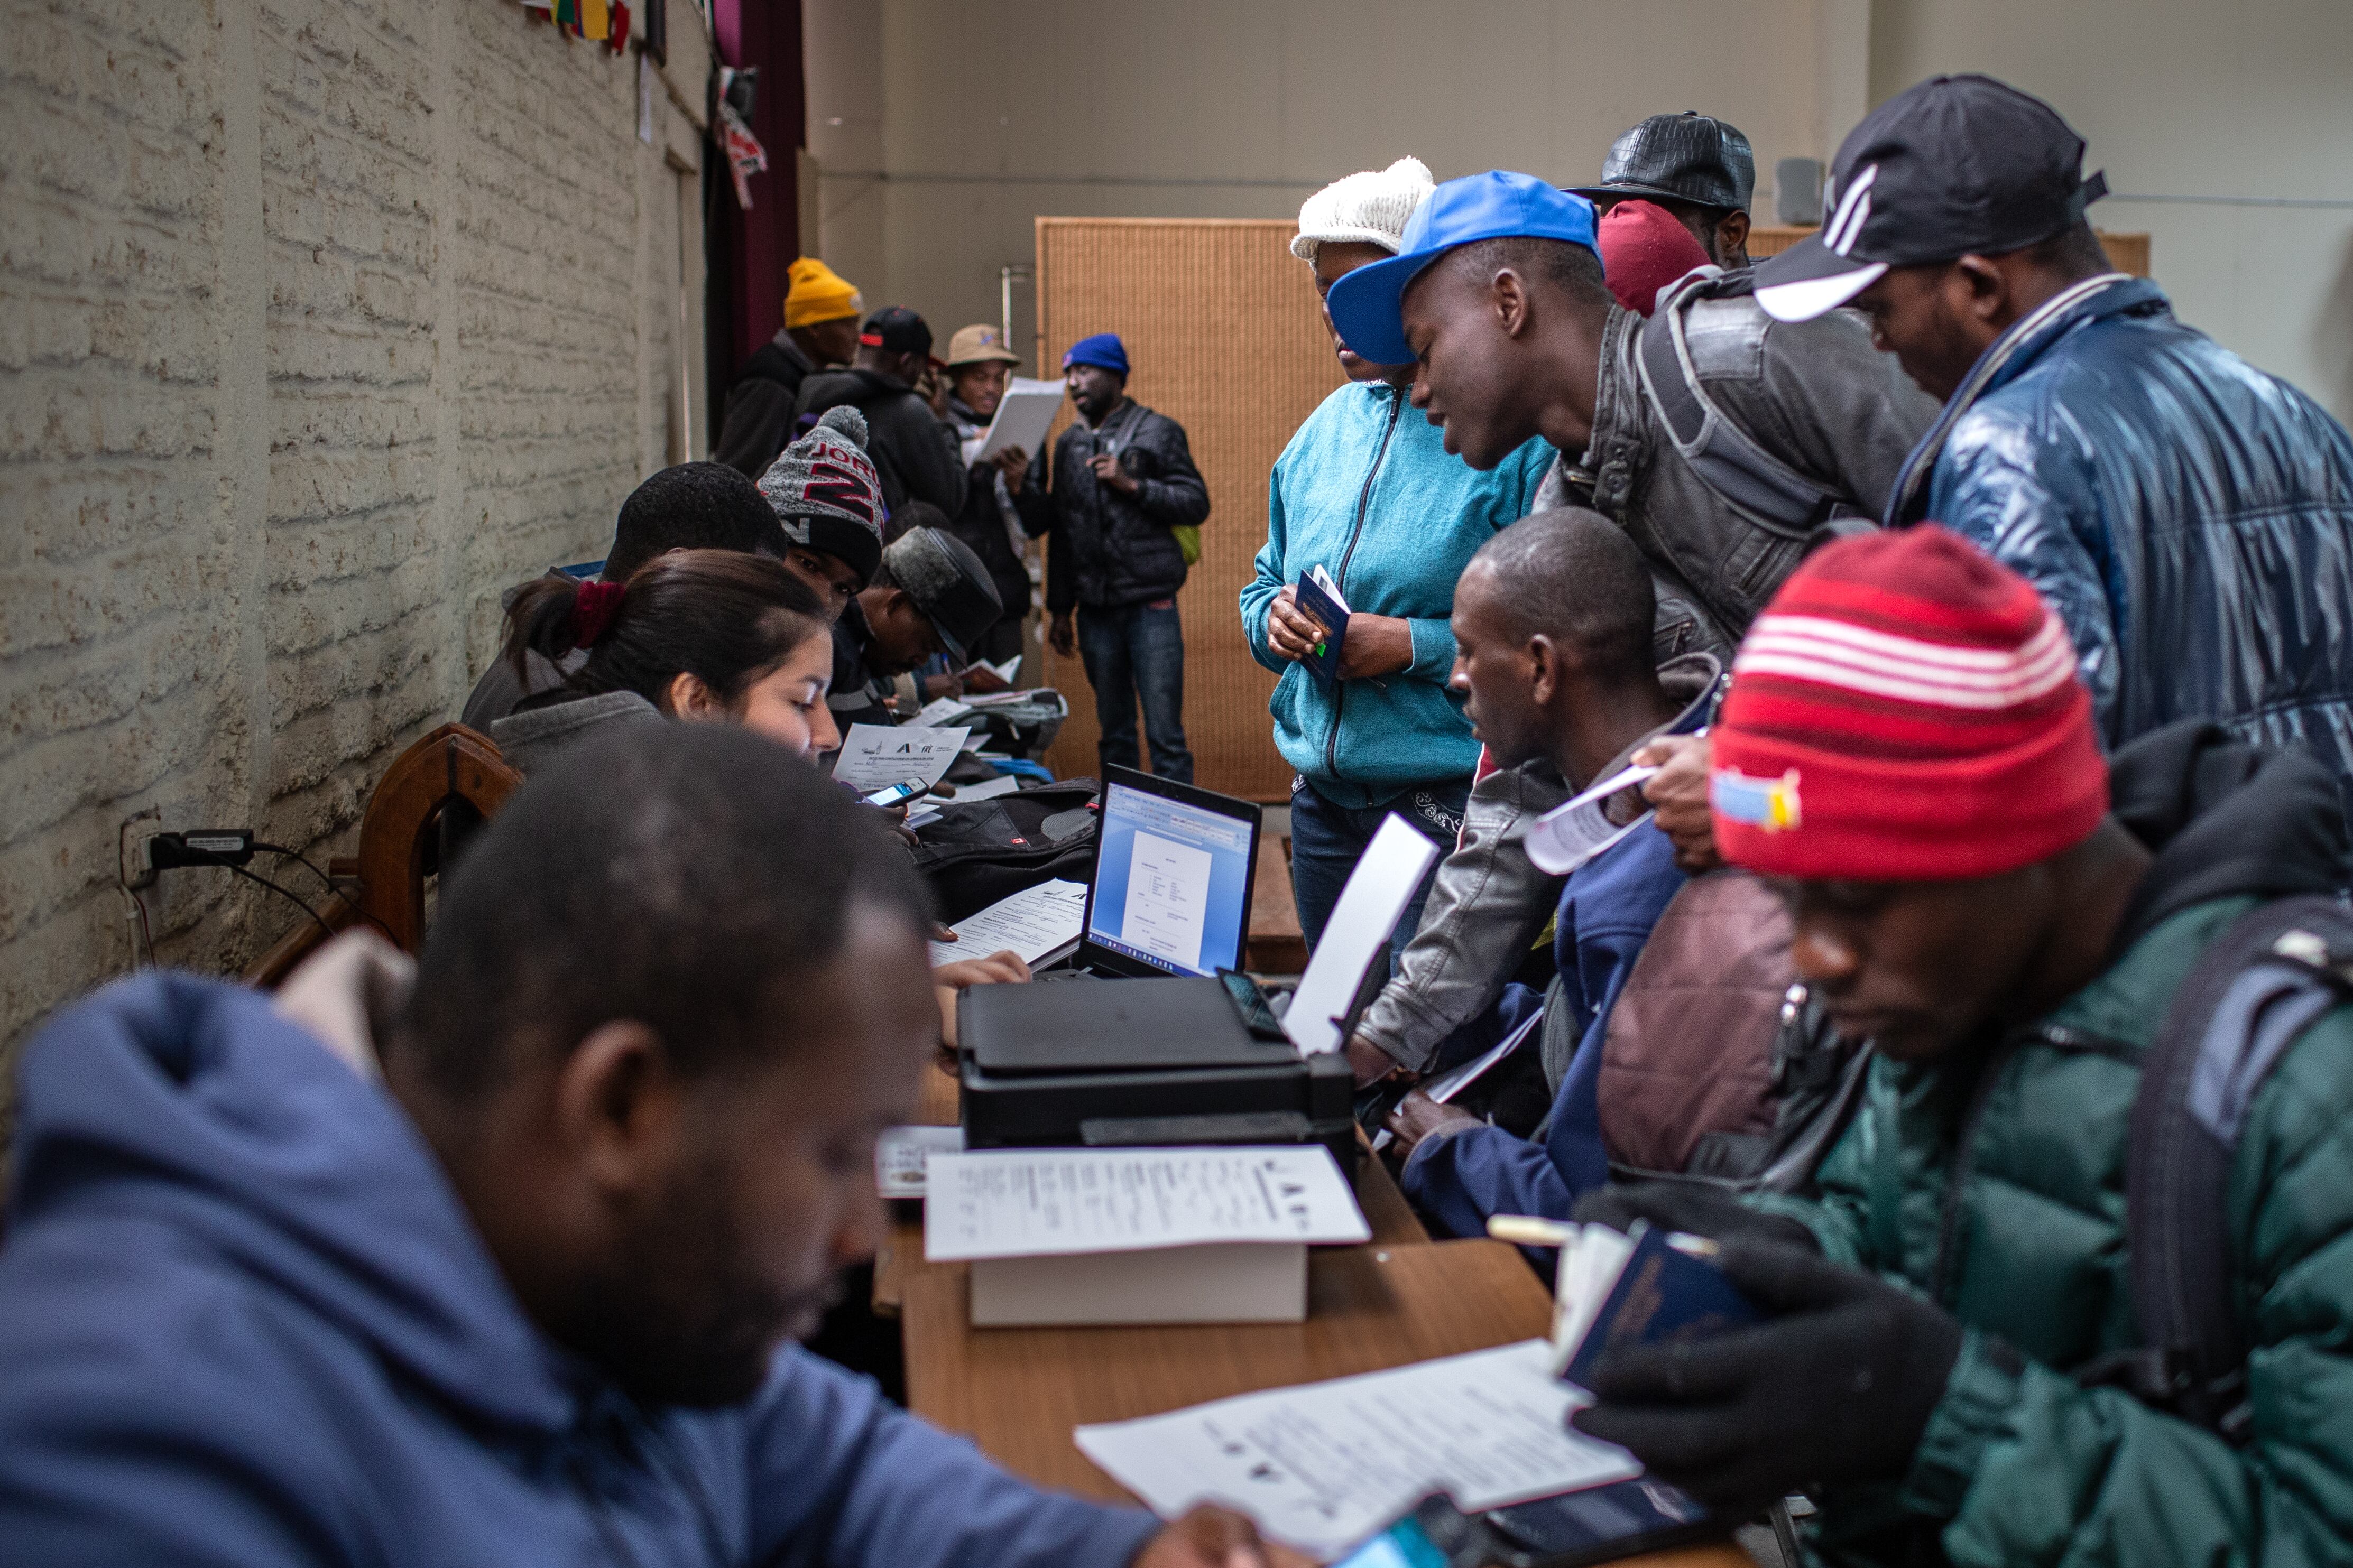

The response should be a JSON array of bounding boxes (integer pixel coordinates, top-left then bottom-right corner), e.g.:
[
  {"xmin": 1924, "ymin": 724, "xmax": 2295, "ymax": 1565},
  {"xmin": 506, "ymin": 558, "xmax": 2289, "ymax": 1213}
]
[
  {"xmin": 1756, "ymin": 75, "xmax": 2108, "ymax": 323},
  {"xmin": 1565, "ymin": 112, "xmax": 1755, "ymax": 212},
  {"xmin": 881, "ymin": 526, "xmax": 1002, "ymax": 666},
  {"xmin": 857, "ymin": 306, "xmax": 934, "ymax": 357}
]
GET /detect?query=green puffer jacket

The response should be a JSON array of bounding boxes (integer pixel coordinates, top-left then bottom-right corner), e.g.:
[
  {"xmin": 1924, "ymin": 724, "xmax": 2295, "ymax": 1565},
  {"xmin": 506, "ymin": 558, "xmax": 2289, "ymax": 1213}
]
[{"xmin": 1758, "ymin": 725, "xmax": 2353, "ymax": 1567}]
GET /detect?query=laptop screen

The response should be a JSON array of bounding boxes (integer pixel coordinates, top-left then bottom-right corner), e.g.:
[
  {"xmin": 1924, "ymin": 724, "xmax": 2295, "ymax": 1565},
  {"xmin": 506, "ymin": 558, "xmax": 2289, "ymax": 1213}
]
[{"xmin": 1086, "ymin": 778, "xmax": 1256, "ymax": 977}]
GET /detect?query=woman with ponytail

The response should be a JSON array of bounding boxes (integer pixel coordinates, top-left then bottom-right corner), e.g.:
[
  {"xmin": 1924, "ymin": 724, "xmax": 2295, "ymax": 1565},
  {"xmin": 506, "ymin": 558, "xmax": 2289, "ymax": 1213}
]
[{"xmin": 486, "ymin": 550, "xmax": 839, "ymax": 774}]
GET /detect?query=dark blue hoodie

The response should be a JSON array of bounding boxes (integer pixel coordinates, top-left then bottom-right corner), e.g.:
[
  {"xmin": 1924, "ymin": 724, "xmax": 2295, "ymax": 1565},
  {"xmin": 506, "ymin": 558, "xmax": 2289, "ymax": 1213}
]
[{"xmin": 0, "ymin": 973, "xmax": 1159, "ymax": 1566}]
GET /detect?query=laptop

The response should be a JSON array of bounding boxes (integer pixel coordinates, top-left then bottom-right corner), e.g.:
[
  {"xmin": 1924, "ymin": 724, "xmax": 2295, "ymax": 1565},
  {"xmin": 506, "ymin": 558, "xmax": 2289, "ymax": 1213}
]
[{"xmin": 1056, "ymin": 765, "xmax": 1262, "ymax": 980}]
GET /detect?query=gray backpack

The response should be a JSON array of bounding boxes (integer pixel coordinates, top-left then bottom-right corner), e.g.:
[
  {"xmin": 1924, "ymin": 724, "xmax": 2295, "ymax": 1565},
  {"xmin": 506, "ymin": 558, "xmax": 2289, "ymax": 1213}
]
[{"xmin": 1635, "ymin": 270, "xmax": 1874, "ymax": 534}]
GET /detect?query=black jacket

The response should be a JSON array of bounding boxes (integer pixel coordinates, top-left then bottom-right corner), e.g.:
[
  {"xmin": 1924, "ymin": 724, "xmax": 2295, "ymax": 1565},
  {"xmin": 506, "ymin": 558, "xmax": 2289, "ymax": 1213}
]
[
  {"xmin": 712, "ymin": 333, "xmax": 818, "ymax": 480},
  {"xmin": 793, "ymin": 368, "xmax": 967, "ymax": 519},
  {"xmin": 946, "ymin": 396, "xmax": 1053, "ymax": 623},
  {"xmin": 1045, "ymin": 399, "xmax": 1210, "ymax": 613}
]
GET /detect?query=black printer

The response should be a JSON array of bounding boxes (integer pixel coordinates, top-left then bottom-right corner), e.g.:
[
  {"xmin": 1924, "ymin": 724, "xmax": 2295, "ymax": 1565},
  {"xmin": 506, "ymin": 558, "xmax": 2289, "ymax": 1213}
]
[{"xmin": 957, "ymin": 975, "xmax": 1359, "ymax": 1168}]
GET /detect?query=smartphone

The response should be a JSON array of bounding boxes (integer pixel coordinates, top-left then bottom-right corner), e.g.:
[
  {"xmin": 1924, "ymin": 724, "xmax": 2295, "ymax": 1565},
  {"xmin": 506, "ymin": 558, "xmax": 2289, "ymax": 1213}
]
[
  {"xmin": 1331, "ymin": 1484, "xmax": 1719, "ymax": 1568},
  {"xmin": 862, "ymin": 776, "xmax": 931, "ymax": 809}
]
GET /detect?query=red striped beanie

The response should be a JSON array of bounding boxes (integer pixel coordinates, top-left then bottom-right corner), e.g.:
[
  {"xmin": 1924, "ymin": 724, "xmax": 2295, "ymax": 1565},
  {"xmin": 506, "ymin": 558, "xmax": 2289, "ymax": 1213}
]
[{"xmin": 1710, "ymin": 526, "xmax": 2108, "ymax": 879}]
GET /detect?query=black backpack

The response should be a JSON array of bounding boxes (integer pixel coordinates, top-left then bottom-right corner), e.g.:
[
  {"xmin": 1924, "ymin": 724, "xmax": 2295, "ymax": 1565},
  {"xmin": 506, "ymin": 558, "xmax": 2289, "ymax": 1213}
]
[
  {"xmin": 1636, "ymin": 270, "xmax": 1879, "ymax": 535},
  {"xmin": 909, "ymin": 780, "xmax": 1100, "ymax": 925},
  {"xmin": 2085, "ymin": 895, "xmax": 2353, "ymax": 1440}
]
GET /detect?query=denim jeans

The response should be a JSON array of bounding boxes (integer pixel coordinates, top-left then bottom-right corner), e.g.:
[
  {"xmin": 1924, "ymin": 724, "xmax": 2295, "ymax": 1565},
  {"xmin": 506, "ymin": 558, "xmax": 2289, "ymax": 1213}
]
[
  {"xmin": 1077, "ymin": 599, "xmax": 1193, "ymax": 783},
  {"xmin": 1288, "ymin": 776, "xmax": 1469, "ymax": 972}
]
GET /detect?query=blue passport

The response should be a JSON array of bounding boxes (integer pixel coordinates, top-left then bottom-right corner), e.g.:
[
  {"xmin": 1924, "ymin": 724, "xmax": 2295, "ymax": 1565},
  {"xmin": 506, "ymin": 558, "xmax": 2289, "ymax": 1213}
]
[
  {"xmin": 1562, "ymin": 1223, "xmax": 1763, "ymax": 1388},
  {"xmin": 1293, "ymin": 567, "xmax": 1350, "ymax": 682}
]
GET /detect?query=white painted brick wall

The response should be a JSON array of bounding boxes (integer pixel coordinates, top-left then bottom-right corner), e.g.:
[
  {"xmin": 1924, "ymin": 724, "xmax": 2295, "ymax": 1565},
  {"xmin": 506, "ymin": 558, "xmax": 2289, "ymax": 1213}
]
[{"xmin": 0, "ymin": 0, "xmax": 715, "ymax": 1123}]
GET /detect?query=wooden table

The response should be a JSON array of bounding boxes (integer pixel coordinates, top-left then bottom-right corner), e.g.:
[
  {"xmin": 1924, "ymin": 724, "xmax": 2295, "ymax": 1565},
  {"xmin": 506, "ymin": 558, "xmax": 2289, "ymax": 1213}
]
[{"xmin": 883, "ymin": 1061, "xmax": 1747, "ymax": 1566}]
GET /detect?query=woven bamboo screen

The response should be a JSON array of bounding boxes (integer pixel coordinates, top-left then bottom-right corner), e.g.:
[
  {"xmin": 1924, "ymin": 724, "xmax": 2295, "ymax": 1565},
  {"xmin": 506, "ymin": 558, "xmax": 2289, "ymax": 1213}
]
[{"xmin": 1034, "ymin": 218, "xmax": 1342, "ymax": 800}]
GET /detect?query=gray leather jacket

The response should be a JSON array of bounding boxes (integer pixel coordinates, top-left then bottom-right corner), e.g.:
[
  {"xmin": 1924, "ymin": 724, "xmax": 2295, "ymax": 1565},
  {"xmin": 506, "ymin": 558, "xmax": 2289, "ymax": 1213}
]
[
  {"xmin": 1357, "ymin": 653, "xmax": 1722, "ymax": 1072},
  {"xmin": 1547, "ymin": 295, "xmax": 1940, "ymax": 658}
]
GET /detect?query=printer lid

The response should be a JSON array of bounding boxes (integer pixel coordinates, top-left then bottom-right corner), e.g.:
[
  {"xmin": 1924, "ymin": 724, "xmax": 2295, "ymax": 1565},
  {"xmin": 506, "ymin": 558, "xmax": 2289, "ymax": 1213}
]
[{"xmin": 964, "ymin": 977, "xmax": 1302, "ymax": 1077}]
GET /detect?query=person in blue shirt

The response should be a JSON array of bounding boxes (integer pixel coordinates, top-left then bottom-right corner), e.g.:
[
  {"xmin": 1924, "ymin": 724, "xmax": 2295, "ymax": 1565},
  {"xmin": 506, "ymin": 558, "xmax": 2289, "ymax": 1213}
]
[
  {"xmin": 0, "ymin": 725, "xmax": 1295, "ymax": 1568},
  {"xmin": 1243, "ymin": 157, "xmax": 1553, "ymax": 960},
  {"xmin": 1383, "ymin": 511, "xmax": 1710, "ymax": 1237}
]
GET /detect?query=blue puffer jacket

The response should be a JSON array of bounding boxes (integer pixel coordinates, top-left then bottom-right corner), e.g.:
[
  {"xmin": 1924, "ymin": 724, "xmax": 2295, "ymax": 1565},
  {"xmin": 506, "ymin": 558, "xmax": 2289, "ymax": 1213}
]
[
  {"xmin": 1889, "ymin": 274, "xmax": 2353, "ymax": 803},
  {"xmin": 1242, "ymin": 381, "xmax": 1553, "ymax": 808}
]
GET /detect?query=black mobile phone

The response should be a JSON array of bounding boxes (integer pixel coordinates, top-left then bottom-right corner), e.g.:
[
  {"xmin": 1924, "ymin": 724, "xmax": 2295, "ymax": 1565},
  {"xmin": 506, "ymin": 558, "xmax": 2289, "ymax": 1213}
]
[
  {"xmin": 1330, "ymin": 1483, "xmax": 1720, "ymax": 1568},
  {"xmin": 862, "ymin": 776, "xmax": 930, "ymax": 809}
]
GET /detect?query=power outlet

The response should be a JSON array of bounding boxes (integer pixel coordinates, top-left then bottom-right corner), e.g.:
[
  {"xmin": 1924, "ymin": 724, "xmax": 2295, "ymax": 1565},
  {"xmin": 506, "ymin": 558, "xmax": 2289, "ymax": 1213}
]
[{"xmin": 120, "ymin": 809, "xmax": 163, "ymax": 890}]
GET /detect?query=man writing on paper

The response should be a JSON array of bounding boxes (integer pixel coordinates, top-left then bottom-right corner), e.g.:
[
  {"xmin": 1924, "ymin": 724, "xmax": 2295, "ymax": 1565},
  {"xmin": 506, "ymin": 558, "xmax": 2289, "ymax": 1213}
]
[
  {"xmin": 829, "ymin": 525, "xmax": 1004, "ymax": 732},
  {"xmin": 0, "ymin": 726, "xmax": 1302, "ymax": 1568},
  {"xmin": 1378, "ymin": 512, "xmax": 1716, "ymax": 1235},
  {"xmin": 1569, "ymin": 528, "xmax": 2353, "ymax": 1567}
]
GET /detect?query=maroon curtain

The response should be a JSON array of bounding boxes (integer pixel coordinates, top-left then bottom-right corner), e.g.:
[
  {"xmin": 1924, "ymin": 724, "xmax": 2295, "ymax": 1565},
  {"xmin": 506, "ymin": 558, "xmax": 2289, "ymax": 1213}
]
[{"xmin": 712, "ymin": 0, "xmax": 805, "ymax": 377}]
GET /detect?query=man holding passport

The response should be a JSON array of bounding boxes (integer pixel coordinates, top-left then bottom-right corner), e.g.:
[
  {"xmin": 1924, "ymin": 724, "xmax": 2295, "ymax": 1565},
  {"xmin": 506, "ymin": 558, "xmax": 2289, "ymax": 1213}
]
[{"xmin": 1571, "ymin": 527, "xmax": 2353, "ymax": 1567}]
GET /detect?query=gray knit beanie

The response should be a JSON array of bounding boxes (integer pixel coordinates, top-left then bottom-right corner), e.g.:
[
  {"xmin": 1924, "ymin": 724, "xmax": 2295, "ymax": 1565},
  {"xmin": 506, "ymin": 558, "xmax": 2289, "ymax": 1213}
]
[{"xmin": 755, "ymin": 405, "xmax": 885, "ymax": 588}]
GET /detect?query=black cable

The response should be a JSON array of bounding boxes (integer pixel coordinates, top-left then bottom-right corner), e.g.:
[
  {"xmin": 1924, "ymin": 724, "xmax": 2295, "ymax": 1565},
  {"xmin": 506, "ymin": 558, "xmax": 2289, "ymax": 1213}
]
[
  {"xmin": 251, "ymin": 840, "xmax": 336, "ymax": 893},
  {"xmin": 227, "ymin": 865, "xmax": 337, "ymax": 943}
]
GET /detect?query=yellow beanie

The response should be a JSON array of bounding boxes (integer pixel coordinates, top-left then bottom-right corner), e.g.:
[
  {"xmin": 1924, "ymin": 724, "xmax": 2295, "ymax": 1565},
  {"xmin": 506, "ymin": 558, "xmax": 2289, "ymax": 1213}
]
[{"xmin": 783, "ymin": 257, "xmax": 863, "ymax": 330}]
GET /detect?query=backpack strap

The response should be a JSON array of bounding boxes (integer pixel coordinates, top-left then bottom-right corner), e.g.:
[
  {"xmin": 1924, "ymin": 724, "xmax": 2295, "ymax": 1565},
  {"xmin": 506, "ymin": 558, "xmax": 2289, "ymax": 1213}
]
[
  {"xmin": 1634, "ymin": 271, "xmax": 1855, "ymax": 537},
  {"xmin": 2109, "ymin": 895, "xmax": 2353, "ymax": 1439}
]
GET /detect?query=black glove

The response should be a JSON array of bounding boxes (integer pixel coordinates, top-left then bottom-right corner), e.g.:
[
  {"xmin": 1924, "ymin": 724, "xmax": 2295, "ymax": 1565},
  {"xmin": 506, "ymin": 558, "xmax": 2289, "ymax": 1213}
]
[
  {"xmin": 1572, "ymin": 1181, "xmax": 1820, "ymax": 1253},
  {"xmin": 1569, "ymin": 1238, "xmax": 1964, "ymax": 1514}
]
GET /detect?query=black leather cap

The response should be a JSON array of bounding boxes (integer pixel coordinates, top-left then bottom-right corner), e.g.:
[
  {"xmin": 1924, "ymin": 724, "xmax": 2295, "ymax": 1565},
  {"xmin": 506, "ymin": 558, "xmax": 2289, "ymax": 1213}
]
[
  {"xmin": 1566, "ymin": 112, "xmax": 1756, "ymax": 212},
  {"xmin": 881, "ymin": 526, "xmax": 1003, "ymax": 666}
]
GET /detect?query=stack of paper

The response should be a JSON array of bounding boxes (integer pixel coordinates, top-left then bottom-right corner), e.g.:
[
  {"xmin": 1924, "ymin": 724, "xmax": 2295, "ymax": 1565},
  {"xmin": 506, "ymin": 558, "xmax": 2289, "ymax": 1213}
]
[
  {"xmin": 924, "ymin": 1145, "xmax": 1370, "ymax": 1325},
  {"xmin": 1072, "ymin": 1340, "xmax": 1639, "ymax": 1557}
]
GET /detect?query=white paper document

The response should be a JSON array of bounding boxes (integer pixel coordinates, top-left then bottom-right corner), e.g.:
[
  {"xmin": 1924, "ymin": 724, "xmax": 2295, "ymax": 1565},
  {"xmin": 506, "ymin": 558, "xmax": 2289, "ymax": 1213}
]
[
  {"xmin": 1369, "ymin": 1008, "xmax": 1544, "ymax": 1154},
  {"xmin": 1122, "ymin": 830, "xmax": 1214, "ymax": 973},
  {"xmin": 832, "ymin": 723, "xmax": 971, "ymax": 793},
  {"xmin": 972, "ymin": 376, "xmax": 1066, "ymax": 462},
  {"xmin": 1282, "ymin": 814, "xmax": 1441, "ymax": 1056},
  {"xmin": 924, "ymin": 1145, "xmax": 1369, "ymax": 1263},
  {"xmin": 928, "ymin": 878, "xmax": 1087, "ymax": 968},
  {"xmin": 1073, "ymin": 1339, "xmax": 1639, "ymax": 1557},
  {"xmin": 875, "ymin": 1124, "xmax": 964, "ymax": 1199},
  {"xmin": 1525, "ymin": 764, "xmax": 1659, "ymax": 876}
]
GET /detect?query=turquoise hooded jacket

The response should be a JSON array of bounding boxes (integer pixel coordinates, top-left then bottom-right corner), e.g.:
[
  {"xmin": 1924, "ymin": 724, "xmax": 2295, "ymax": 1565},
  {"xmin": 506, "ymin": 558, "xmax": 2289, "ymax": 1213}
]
[{"xmin": 1241, "ymin": 380, "xmax": 1552, "ymax": 808}]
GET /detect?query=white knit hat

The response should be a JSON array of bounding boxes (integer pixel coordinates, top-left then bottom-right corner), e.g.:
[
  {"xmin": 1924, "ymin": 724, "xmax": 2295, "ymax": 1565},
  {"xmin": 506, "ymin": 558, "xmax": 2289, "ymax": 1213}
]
[{"xmin": 1291, "ymin": 156, "xmax": 1436, "ymax": 262}]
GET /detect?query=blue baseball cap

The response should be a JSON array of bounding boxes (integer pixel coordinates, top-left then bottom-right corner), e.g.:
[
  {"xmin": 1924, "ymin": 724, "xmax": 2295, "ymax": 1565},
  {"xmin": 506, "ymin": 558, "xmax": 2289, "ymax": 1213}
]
[
  {"xmin": 1062, "ymin": 332, "xmax": 1130, "ymax": 375},
  {"xmin": 1325, "ymin": 171, "xmax": 1601, "ymax": 366}
]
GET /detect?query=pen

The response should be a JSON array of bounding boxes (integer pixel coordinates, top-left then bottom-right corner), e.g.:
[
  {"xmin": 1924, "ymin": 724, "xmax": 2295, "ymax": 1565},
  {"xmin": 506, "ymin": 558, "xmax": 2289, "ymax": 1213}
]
[{"xmin": 1487, "ymin": 1214, "xmax": 1576, "ymax": 1248}]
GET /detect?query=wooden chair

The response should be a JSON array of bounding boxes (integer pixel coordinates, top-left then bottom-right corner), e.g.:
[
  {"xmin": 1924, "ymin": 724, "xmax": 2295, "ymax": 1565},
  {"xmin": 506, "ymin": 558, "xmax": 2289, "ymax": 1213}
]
[{"xmin": 245, "ymin": 725, "xmax": 522, "ymax": 986}]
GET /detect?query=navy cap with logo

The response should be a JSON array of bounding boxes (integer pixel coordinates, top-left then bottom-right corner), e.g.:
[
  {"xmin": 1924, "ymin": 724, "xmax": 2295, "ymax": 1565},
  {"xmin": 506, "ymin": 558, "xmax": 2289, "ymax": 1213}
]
[
  {"xmin": 857, "ymin": 306, "xmax": 934, "ymax": 357},
  {"xmin": 1566, "ymin": 111, "xmax": 1755, "ymax": 212},
  {"xmin": 881, "ymin": 526, "xmax": 1002, "ymax": 666},
  {"xmin": 1754, "ymin": 75, "xmax": 2108, "ymax": 323}
]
